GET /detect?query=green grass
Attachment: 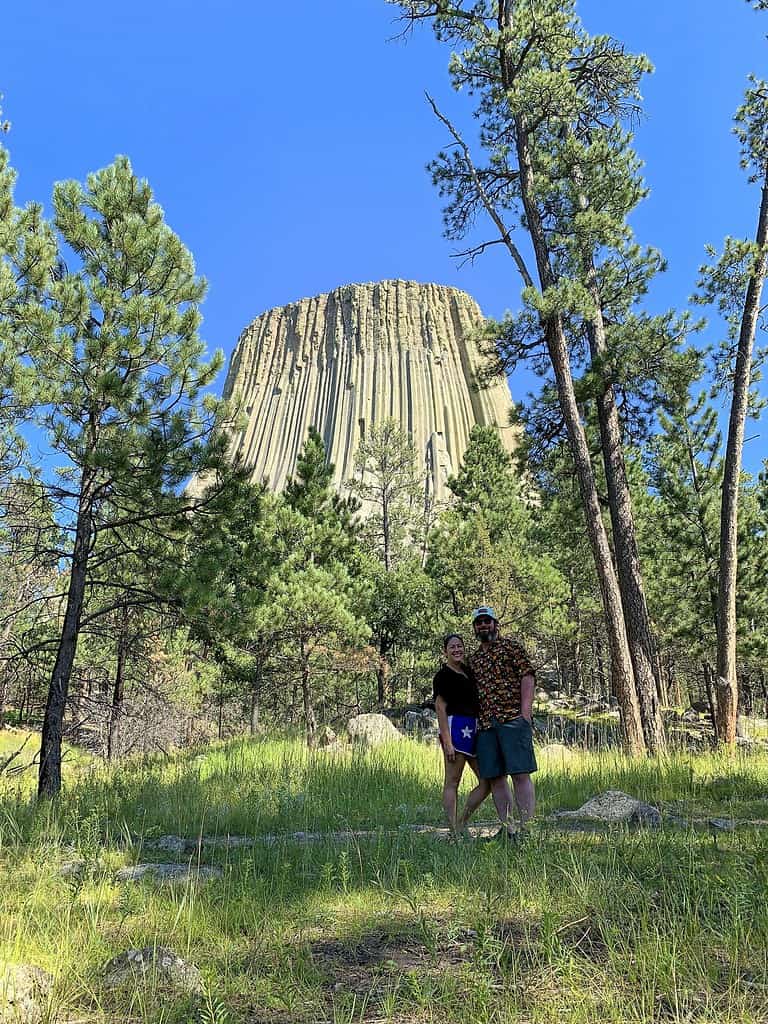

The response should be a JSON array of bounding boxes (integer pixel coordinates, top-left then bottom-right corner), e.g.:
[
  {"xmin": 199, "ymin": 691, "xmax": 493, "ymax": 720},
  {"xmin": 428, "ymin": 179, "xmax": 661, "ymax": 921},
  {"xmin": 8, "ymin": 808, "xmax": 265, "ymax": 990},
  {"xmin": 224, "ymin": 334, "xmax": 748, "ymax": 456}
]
[{"xmin": 1, "ymin": 738, "xmax": 768, "ymax": 1023}]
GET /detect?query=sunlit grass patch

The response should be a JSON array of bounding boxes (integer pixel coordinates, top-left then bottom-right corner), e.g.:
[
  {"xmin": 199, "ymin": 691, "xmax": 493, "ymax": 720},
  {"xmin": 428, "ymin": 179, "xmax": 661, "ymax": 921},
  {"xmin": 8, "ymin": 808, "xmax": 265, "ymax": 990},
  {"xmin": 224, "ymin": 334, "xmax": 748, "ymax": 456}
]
[{"xmin": 0, "ymin": 737, "xmax": 767, "ymax": 1022}]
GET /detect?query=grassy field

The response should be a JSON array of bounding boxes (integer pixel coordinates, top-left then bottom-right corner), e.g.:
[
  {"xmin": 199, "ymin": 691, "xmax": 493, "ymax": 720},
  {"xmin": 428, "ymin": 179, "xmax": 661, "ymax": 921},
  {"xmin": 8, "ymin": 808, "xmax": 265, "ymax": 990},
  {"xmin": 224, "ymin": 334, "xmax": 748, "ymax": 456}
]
[{"xmin": 1, "ymin": 736, "xmax": 767, "ymax": 1024}]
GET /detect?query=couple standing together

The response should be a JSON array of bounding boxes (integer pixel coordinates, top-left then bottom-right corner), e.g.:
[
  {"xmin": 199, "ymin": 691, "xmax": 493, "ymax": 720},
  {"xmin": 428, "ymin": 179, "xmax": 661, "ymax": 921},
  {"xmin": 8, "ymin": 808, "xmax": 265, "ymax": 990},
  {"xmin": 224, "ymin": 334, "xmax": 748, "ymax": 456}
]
[{"xmin": 433, "ymin": 606, "xmax": 537, "ymax": 840}]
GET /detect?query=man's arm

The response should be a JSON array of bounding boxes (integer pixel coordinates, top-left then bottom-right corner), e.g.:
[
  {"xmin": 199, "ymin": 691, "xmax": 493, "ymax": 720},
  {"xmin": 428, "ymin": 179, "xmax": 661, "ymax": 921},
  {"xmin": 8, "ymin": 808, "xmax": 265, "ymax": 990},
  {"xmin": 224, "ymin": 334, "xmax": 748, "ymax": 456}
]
[{"xmin": 520, "ymin": 672, "xmax": 535, "ymax": 723}]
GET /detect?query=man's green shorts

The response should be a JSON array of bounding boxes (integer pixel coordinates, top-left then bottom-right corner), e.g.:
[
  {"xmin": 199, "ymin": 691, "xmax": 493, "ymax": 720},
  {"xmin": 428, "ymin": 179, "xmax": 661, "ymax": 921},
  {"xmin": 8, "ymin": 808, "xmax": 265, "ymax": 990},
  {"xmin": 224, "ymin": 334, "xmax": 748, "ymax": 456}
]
[{"xmin": 476, "ymin": 717, "xmax": 537, "ymax": 778}]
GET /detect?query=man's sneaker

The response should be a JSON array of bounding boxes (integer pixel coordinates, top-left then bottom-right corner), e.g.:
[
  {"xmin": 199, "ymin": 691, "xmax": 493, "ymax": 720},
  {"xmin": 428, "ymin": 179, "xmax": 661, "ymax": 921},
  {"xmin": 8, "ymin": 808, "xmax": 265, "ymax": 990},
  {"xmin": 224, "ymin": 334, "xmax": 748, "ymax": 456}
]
[{"xmin": 481, "ymin": 827, "xmax": 520, "ymax": 843}]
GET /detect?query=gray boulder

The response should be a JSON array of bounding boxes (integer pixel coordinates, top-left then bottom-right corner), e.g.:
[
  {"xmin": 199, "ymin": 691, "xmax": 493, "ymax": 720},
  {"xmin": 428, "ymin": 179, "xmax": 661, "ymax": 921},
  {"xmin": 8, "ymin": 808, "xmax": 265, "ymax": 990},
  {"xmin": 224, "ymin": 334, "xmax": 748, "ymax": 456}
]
[
  {"xmin": 0, "ymin": 964, "xmax": 53, "ymax": 1024},
  {"xmin": 559, "ymin": 790, "xmax": 661, "ymax": 827},
  {"xmin": 102, "ymin": 947, "xmax": 203, "ymax": 995},
  {"xmin": 347, "ymin": 713, "xmax": 402, "ymax": 746}
]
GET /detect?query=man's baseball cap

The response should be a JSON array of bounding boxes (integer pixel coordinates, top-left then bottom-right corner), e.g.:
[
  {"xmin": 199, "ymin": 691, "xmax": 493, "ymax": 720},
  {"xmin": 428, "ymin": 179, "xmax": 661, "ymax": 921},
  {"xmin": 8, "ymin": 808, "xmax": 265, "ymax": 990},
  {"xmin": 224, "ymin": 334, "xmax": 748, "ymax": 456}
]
[{"xmin": 472, "ymin": 606, "xmax": 497, "ymax": 623}]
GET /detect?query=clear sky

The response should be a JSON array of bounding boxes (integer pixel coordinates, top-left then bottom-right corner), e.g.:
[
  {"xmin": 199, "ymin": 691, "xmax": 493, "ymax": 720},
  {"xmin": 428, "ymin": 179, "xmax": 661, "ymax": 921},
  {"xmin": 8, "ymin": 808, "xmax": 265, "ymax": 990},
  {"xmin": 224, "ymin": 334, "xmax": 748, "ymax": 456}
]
[{"xmin": 4, "ymin": 1, "xmax": 767, "ymax": 472}]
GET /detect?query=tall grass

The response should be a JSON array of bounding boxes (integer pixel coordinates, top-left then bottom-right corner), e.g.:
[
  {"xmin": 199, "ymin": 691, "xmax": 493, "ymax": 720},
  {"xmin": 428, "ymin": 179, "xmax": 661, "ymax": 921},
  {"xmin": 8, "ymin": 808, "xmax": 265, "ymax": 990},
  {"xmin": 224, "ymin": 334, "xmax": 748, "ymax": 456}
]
[{"xmin": 1, "ymin": 737, "xmax": 767, "ymax": 1023}]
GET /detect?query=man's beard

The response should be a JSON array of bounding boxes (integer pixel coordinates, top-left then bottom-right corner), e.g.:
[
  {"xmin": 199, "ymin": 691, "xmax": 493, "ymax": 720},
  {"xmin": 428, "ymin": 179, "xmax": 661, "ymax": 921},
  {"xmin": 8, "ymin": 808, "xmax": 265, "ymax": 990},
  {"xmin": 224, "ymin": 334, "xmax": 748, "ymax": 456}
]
[{"xmin": 476, "ymin": 625, "xmax": 498, "ymax": 642}]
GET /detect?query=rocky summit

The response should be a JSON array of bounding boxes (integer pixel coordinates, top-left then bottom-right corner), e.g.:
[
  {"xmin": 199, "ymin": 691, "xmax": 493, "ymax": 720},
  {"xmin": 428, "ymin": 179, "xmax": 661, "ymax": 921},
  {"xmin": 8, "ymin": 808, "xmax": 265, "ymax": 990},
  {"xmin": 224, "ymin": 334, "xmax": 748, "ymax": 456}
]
[{"xmin": 222, "ymin": 280, "xmax": 517, "ymax": 501}]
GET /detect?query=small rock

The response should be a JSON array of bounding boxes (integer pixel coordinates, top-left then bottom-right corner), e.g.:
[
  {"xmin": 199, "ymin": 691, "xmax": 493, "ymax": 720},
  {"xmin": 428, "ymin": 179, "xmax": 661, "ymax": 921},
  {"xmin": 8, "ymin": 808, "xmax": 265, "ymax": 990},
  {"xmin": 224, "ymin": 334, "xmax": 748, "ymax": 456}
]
[
  {"xmin": 102, "ymin": 946, "xmax": 203, "ymax": 995},
  {"xmin": 115, "ymin": 864, "xmax": 222, "ymax": 883},
  {"xmin": 582, "ymin": 700, "xmax": 609, "ymax": 714},
  {"xmin": 403, "ymin": 711, "xmax": 425, "ymax": 734},
  {"xmin": 316, "ymin": 724, "xmax": 337, "ymax": 747},
  {"xmin": 708, "ymin": 818, "xmax": 736, "ymax": 832},
  {"xmin": 58, "ymin": 860, "xmax": 86, "ymax": 879},
  {"xmin": 0, "ymin": 965, "xmax": 53, "ymax": 1024},
  {"xmin": 203, "ymin": 835, "xmax": 256, "ymax": 849},
  {"xmin": 147, "ymin": 835, "xmax": 196, "ymax": 854}
]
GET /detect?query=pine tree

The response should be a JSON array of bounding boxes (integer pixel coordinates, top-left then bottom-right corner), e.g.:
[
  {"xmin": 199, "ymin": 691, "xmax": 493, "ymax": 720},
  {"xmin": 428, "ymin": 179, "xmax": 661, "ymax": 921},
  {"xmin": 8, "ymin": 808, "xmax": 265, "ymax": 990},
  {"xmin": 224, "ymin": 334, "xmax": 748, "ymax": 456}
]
[
  {"xmin": 254, "ymin": 500, "xmax": 369, "ymax": 745},
  {"xmin": 429, "ymin": 426, "xmax": 570, "ymax": 663},
  {"xmin": 35, "ymin": 157, "xmax": 225, "ymax": 797},
  {"xmin": 350, "ymin": 419, "xmax": 429, "ymax": 704},
  {"xmin": 285, "ymin": 426, "xmax": 360, "ymax": 564},
  {"xmin": 350, "ymin": 419, "xmax": 423, "ymax": 572},
  {"xmin": 389, "ymin": 0, "xmax": 669, "ymax": 751},
  {"xmin": 694, "ymin": 9, "xmax": 768, "ymax": 744},
  {"xmin": 0, "ymin": 110, "xmax": 57, "ymax": 482},
  {"xmin": 645, "ymin": 392, "xmax": 722, "ymax": 660}
]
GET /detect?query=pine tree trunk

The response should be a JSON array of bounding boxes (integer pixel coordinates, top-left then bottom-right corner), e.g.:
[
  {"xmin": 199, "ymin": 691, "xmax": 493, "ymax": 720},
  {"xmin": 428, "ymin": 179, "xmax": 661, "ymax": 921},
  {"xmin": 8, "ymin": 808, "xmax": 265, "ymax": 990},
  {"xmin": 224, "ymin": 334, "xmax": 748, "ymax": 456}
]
[
  {"xmin": 593, "ymin": 632, "xmax": 606, "ymax": 702},
  {"xmin": 493, "ymin": 13, "xmax": 647, "ymax": 752},
  {"xmin": 567, "ymin": 572, "xmax": 582, "ymax": 696},
  {"xmin": 703, "ymin": 661, "xmax": 719, "ymax": 744},
  {"xmin": 18, "ymin": 676, "xmax": 28, "ymax": 725},
  {"xmin": 300, "ymin": 641, "xmax": 317, "ymax": 748},
  {"xmin": 513, "ymin": 133, "xmax": 645, "ymax": 752},
  {"xmin": 249, "ymin": 672, "xmax": 261, "ymax": 735},
  {"xmin": 716, "ymin": 170, "xmax": 768, "ymax": 748},
  {"xmin": 586, "ymin": 313, "xmax": 665, "ymax": 751},
  {"xmin": 38, "ymin": 491, "xmax": 93, "ymax": 798},
  {"xmin": 544, "ymin": 325, "xmax": 646, "ymax": 753},
  {"xmin": 107, "ymin": 605, "xmax": 129, "ymax": 761},
  {"xmin": 0, "ymin": 669, "xmax": 7, "ymax": 730},
  {"xmin": 572, "ymin": 158, "xmax": 665, "ymax": 752},
  {"xmin": 377, "ymin": 638, "xmax": 389, "ymax": 706}
]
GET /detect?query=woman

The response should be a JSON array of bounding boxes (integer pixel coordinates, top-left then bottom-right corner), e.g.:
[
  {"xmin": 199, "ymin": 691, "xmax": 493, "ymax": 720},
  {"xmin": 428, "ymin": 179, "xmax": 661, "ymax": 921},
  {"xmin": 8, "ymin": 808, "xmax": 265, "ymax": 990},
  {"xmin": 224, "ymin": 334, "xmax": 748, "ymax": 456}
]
[{"xmin": 433, "ymin": 633, "xmax": 491, "ymax": 835}]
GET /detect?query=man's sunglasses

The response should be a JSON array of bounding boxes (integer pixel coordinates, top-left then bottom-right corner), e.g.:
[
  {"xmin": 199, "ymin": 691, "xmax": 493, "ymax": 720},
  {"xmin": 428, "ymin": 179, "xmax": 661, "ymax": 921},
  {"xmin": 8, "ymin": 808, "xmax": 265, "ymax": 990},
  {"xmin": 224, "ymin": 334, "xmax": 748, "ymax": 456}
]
[{"xmin": 475, "ymin": 616, "xmax": 494, "ymax": 625}]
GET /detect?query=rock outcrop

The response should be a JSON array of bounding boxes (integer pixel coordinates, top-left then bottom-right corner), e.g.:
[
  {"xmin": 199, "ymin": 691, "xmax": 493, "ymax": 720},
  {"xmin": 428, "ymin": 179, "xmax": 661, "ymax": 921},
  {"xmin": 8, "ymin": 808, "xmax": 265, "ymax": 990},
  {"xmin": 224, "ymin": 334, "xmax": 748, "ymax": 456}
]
[
  {"xmin": 102, "ymin": 947, "xmax": 203, "ymax": 995},
  {"xmin": 0, "ymin": 964, "xmax": 53, "ymax": 1024},
  {"xmin": 223, "ymin": 280, "xmax": 516, "ymax": 501}
]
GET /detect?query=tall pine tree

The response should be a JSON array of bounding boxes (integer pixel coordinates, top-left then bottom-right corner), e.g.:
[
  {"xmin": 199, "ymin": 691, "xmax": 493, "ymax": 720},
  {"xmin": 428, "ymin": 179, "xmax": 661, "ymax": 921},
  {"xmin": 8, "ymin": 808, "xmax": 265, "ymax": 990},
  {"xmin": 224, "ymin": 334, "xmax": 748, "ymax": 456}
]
[{"xmin": 35, "ymin": 157, "xmax": 225, "ymax": 796}]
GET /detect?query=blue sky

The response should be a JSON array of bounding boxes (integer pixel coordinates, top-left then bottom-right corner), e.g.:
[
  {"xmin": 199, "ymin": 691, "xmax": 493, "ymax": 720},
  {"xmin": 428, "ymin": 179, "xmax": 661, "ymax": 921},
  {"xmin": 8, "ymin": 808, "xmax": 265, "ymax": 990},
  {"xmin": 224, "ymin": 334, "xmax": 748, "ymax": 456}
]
[{"xmin": 4, "ymin": 0, "xmax": 767, "ymax": 472}]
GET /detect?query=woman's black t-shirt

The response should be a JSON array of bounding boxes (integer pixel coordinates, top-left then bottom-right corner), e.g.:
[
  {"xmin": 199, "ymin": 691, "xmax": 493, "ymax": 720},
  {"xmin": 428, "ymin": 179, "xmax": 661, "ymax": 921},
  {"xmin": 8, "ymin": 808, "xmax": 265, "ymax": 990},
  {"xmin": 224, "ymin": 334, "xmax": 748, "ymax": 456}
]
[{"xmin": 432, "ymin": 665, "xmax": 480, "ymax": 717}]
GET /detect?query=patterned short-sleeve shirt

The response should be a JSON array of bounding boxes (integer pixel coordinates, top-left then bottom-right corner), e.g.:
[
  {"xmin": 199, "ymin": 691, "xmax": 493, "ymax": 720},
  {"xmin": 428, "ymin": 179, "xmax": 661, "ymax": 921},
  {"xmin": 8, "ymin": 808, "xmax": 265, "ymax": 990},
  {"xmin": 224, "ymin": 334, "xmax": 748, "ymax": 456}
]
[{"xmin": 469, "ymin": 637, "xmax": 535, "ymax": 729}]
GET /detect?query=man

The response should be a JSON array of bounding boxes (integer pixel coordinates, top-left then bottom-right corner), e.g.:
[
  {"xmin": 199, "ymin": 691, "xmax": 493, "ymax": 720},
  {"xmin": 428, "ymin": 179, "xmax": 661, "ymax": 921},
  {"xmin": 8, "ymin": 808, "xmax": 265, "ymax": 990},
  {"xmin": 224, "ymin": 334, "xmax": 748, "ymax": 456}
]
[{"xmin": 468, "ymin": 606, "xmax": 537, "ymax": 839}]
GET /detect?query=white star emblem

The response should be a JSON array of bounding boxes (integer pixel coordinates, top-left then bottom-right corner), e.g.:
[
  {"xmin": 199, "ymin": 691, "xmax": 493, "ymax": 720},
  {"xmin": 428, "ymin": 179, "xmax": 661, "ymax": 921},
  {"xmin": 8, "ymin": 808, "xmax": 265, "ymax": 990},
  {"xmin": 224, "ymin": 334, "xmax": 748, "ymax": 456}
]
[{"xmin": 461, "ymin": 726, "xmax": 473, "ymax": 739}]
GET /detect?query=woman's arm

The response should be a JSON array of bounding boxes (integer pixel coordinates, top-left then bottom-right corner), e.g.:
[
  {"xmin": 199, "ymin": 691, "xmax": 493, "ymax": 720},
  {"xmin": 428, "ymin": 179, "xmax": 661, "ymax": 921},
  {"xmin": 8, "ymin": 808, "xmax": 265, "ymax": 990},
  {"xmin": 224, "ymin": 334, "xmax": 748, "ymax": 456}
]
[{"xmin": 435, "ymin": 695, "xmax": 455, "ymax": 761}]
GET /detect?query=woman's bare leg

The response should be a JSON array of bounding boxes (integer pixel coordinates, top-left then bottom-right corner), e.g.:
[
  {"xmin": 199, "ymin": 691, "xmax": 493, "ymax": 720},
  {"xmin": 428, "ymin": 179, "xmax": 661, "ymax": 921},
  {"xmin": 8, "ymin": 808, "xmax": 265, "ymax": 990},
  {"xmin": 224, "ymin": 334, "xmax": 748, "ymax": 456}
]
[
  {"xmin": 441, "ymin": 751, "xmax": 466, "ymax": 833},
  {"xmin": 458, "ymin": 757, "xmax": 491, "ymax": 830}
]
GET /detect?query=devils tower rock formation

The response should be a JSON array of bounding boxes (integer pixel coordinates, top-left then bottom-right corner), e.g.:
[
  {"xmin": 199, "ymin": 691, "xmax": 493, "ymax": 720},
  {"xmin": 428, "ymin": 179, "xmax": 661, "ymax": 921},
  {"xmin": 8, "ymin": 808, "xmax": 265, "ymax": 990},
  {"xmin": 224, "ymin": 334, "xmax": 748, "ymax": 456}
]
[{"xmin": 223, "ymin": 280, "xmax": 515, "ymax": 502}]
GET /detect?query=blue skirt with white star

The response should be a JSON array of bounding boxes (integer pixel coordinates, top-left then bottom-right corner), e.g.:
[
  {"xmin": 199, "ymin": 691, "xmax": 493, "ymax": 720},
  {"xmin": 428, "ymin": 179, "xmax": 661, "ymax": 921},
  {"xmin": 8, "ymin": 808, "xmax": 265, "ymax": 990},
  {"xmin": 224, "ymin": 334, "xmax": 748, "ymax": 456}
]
[{"xmin": 447, "ymin": 714, "xmax": 478, "ymax": 757}]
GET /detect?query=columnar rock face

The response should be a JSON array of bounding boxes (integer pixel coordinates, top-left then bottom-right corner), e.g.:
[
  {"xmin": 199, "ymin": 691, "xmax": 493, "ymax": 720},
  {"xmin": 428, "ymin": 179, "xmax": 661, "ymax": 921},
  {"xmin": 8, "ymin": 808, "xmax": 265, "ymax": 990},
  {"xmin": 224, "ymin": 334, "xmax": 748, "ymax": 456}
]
[{"xmin": 223, "ymin": 280, "xmax": 516, "ymax": 501}]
